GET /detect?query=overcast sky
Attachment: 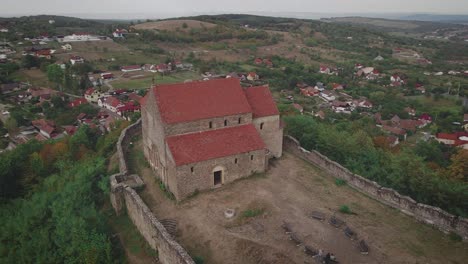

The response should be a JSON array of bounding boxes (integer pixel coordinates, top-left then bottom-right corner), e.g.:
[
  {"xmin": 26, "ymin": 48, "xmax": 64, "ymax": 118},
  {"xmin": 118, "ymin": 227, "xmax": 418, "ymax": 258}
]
[{"xmin": 1, "ymin": 0, "xmax": 467, "ymax": 18}]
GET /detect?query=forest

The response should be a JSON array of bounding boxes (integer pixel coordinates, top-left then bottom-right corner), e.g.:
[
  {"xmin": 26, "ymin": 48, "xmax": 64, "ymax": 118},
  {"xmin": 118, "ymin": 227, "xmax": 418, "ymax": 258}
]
[{"xmin": 0, "ymin": 122, "xmax": 129, "ymax": 263}]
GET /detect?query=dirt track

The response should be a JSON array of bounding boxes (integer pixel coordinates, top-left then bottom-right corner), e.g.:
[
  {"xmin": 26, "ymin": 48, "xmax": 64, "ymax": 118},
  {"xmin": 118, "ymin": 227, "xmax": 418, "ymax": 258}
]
[{"xmin": 129, "ymin": 139, "xmax": 468, "ymax": 264}]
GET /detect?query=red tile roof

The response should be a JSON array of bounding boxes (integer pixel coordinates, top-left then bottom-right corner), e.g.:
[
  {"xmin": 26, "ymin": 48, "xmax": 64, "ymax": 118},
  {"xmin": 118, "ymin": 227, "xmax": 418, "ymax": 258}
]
[
  {"xmin": 84, "ymin": 88, "xmax": 95, "ymax": 96},
  {"xmin": 69, "ymin": 98, "xmax": 87, "ymax": 107},
  {"xmin": 243, "ymin": 86, "xmax": 279, "ymax": 118},
  {"xmin": 104, "ymin": 96, "xmax": 121, "ymax": 108},
  {"xmin": 153, "ymin": 78, "xmax": 252, "ymax": 124},
  {"xmin": 166, "ymin": 124, "xmax": 265, "ymax": 166}
]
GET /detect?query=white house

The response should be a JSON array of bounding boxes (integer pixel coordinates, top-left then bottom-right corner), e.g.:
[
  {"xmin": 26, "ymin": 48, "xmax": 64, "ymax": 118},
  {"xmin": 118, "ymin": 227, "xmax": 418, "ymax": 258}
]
[
  {"xmin": 59, "ymin": 33, "xmax": 102, "ymax": 42},
  {"xmin": 113, "ymin": 29, "xmax": 127, "ymax": 38},
  {"xmin": 61, "ymin": 44, "xmax": 72, "ymax": 51},
  {"xmin": 320, "ymin": 90, "xmax": 336, "ymax": 102},
  {"xmin": 70, "ymin": 55, "xmax": 84, "ymax": 65},
  {"xmin": 0, "ymin": 27, "xmax": 8, "ymax": 33}
]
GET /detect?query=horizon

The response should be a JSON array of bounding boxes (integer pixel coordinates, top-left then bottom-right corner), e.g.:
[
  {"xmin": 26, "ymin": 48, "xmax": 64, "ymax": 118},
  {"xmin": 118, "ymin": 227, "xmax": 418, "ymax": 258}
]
[
  {"xmin": 1, "ymin": 11, "xmax": 468, "ymax": 21},
  {"xmin": 1, "ymin": 0, "xmax": 468, "ymax": 20}
]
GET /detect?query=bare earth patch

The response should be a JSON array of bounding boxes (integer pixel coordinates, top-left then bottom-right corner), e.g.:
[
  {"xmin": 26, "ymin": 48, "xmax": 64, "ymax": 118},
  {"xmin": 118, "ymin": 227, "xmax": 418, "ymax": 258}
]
[
  {"xmin": 129, "ymin": 139, "xmax": 468, "ymax": 264},
  {"xmin": 133, "ymin": 20, "xmax": 217, "ymax": 31}
]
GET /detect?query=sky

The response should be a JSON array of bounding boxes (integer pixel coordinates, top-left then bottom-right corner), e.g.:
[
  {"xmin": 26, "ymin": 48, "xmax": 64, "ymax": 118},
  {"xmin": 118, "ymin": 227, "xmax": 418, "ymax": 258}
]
[{"xmin": 1, "ymin": 0, "xmax": 468, "ymax": 18}]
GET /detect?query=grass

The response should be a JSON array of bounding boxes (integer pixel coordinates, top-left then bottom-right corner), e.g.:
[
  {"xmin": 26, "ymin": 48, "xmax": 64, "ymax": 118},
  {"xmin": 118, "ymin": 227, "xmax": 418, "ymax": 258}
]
[
  {"xmin": 112, "ymin": 71, "xmax": 200, "ymax": 89},
  {"xmin": 241, "ymin": 208, "xmax": 265, "ymax": 218},
  {"xmin": 335, "ymin": 178, "xmax": 347, "ymax": 186},
  {"xmin": 339, "ymin": 205, "xmax": 352, "ymax": 214}
]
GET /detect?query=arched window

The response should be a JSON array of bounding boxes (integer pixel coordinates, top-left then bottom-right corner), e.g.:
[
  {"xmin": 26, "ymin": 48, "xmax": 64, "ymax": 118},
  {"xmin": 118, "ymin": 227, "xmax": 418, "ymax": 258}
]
[
  {"xmin": 238, "ymin": 117, "xmax": 241, "ymax": 124},
  {"xmin": 260, "ymin": 123, "xmax": 264, "ymax": 130},
  {"xmin": 234, "ymin": 158, "xmax": 238, "ymax": 164},
  {"xmin": 250, "ymin": 155, "xmax": 254, "ymax": 161},
  {"xmin": 224, "ymin": 120, "xmax": 228, "ymax": 126},
  {"xmin": 209, "ymin": 121, "xmax": 212, "ymax": 128},
  {"xmin": 191, "ymin": 167, "xmax": 194, "ymax": 173}
]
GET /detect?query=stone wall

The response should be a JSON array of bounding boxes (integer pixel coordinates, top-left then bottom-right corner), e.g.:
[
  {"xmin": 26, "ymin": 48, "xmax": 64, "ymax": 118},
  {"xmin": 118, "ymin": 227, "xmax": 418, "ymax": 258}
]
[
  {"xmin": 284, "ymin": 136, "xmax": 468, "ymax": 240},
  {"xmin": 110, "ymin": 119, "xmax": 195, "ymax": 264},
  {"xmin": 175, "ymin": 149, "xmax": 266, "ymax": 200}
]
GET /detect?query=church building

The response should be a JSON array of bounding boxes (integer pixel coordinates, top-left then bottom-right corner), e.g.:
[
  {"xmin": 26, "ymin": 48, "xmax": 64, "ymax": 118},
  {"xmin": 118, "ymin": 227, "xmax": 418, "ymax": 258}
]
[{"xmin": 141, "ymin": 78, "xmax": 283, "ymax": 200}]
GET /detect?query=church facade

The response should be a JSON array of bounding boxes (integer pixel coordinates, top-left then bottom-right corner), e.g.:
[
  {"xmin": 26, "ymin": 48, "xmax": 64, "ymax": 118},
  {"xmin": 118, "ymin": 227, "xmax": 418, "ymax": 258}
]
[{"xmin": 141, "ymin": 78, "xmax": 283, "ymax": 200}]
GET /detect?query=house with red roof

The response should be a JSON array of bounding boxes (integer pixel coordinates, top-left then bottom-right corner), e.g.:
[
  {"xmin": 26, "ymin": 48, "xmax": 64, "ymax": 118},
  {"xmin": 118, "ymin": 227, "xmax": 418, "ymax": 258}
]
[
  {"xmin": 70, "ymin": 55, "xmax": 84, "ymax": 65},
  {"xmin": 69, "ymin": 97, "xmax": 87, "ymax": 108},
  {"xmin": 247, "ymin": 72, "xmax": 259, "ymax": 81},
  {"xmin": 31, "ymin": 119, "xmax": 58, "ymax": 139},
  {"xmin": 84, "ymin": 87, "xmax": 104, "ymax": 103},
  {"xmin": 98, "ymin": 96, "xmax": 123, "ymax": 112},
  {"xmin": 141, "ymin": 78, "xmax": 283, "ymax": 200},
  {"xmin": 436, "ymin": 132, "xmax": 468, "ymax": 149}
]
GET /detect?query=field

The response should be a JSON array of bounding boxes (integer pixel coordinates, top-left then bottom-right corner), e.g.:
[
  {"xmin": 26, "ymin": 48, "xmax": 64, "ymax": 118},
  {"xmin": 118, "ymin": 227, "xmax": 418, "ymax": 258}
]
[
  {"xmin": 133, "ymin": 19, "xmax": 217, "ymax": 31},
  {"xmin": 110, "ymin": 71, "xmax": 200, "ymax": 90},
  {"xmin": 126, "ymin": 137, "xmax": 468, "ymax": 264}
]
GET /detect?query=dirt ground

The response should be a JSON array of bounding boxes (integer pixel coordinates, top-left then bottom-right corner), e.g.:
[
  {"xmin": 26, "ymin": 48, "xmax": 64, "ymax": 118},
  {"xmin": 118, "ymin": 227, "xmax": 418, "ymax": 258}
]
[
  {"xmin": 128, "ymin": 139, "xmax": 468, "ymax": 264},
  {"xmin": 133, "ymin": 20, "xmax": 217, "ymax": 31}
]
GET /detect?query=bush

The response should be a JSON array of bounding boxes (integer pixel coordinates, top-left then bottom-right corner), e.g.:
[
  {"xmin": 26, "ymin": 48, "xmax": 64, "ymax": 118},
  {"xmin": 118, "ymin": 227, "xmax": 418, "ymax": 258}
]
[
  {"xmin": 241, "ymin": 208, "xmax": 264, "ymax": 218},
  {"xmin": 193, "ymin": 256, "xmax": 204, "ymax": 264},
  {"xmin": 449, "ymin": 232, "xmax": 462, "ymax": 242},
  {"xmin": 335, "ymin": 179, "xmax": 347, "ymax": 186},
  {"xmin": 339, "ymin": 205, "xmax": 352, "ymax": 214}
]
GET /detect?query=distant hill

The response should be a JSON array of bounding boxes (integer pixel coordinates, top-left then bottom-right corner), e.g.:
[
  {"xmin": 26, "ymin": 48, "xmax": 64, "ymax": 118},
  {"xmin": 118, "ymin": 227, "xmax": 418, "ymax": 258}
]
[{"xmin": 322, "ymin": 16, "xmax": 467, "ymax": 35}]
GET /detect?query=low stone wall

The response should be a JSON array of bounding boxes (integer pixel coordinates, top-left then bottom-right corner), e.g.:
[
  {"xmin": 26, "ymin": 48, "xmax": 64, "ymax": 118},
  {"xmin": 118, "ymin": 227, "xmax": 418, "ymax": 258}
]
[
  {"xmin": 110, "ymin": 119, "xmax": 195, "ymax": 264},
  {"xmin": 284, "ymin": 136, "xmax": 468, "ymax": 240}
]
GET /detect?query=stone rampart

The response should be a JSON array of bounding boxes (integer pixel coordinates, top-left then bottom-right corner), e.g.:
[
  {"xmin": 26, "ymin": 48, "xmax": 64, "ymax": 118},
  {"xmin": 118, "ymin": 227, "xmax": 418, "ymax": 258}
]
[{"xmin": 110, "ymin": 119, "xmax": 195, "ymax": 263}]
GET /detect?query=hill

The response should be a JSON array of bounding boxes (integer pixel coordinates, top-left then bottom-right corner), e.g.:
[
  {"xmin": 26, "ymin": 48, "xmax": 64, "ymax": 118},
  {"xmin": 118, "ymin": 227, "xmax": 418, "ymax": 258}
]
[{"xmin": 133, "ymin": 19, "xmax": 217, "ymax": 31}]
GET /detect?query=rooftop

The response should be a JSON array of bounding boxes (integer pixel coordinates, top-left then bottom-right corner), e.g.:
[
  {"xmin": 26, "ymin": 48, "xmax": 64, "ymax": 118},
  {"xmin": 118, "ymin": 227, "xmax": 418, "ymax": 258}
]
[
  {"xmin": 152, "ymin": 78, "xmax": 252, "ymax": 124},
  {"xmin": 243, "ymin": 86, "xmax": 279, "ymax": 118},
  {"xmin": 166, "ymin": 124, "xmax": 265, "ymax": 166}
]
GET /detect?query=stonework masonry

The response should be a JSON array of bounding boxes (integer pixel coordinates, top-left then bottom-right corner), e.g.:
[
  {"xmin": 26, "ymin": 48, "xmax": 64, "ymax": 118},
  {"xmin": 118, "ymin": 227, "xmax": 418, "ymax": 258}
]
[
  {"xmin": 175, "ymin": 149, "xmax": 267, "ymax": 199},
  {"xmin": 284, "ymin": 136, "xmax": 468, "ymax": 240},
  {"xmin": 110, "ymin": 119, "xmax": 195, "ymax": 264}
]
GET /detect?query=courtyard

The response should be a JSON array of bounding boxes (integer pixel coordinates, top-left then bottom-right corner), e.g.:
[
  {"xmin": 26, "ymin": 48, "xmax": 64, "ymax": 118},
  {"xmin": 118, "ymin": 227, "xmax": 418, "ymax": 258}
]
[{"xmin": 127, "ymin": 137, "xmax": 468, "ymax": 264}]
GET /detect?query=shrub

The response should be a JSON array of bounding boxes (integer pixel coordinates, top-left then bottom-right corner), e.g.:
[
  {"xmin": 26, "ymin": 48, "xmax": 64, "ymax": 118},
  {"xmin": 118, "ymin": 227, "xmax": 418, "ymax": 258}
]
[
  {"xmin": 193, "ymin": 256, "xmax": 204, "ymax": 264},
  {"xmin": 449, "ymin": 232, "xmax": 462, "ymax": 242},
  {"xmin": 241, "ymin": 208, "xmax": 264, "ymax": 218},
  {"xmin": 335, "ymin": 179, "xmax": 347, "ymax": 186},
  {"xmin": 339, "ymin": 205, "xmax": 352, "ymax": 214}
]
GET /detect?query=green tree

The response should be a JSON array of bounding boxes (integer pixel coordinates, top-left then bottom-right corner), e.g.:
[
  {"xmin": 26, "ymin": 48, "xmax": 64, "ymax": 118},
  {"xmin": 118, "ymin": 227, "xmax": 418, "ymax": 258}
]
[{"xmin": 47, "ymin": 64, "xmax": 64, "ymax": 87}]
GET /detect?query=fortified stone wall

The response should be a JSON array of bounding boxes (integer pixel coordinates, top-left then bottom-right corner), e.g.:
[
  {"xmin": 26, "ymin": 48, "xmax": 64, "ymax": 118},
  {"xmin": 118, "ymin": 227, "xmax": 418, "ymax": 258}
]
[
  {"xmin": 284, "ymin": 136, "xmax": 468, "ymax": 240},
  {"xmin": 110, "ymin": 119, "xmax": 195, "ymax": 264}
]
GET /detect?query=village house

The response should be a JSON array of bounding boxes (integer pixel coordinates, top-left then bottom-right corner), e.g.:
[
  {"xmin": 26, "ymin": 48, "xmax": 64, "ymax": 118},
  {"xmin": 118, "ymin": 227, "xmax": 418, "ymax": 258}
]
[
  {"xmin": 382, "ymin": 125, "xmax": 407, "ymax": 140},
  {"xmin": 141, "ymin": 78, "xmax": 283, "ymax": 200},
  {"xmin": 113, "ymin": 29, "xmax": 128, "ymax": 38},
  {"xmin": 61, "ymin": 44, "xmax": 72, "ymax": 51},
  {"xmin": 247, "ymin": 72, "xmax": 259, "ymax": 81},
  {"xmin": 69, "ymin": 98, "xmax": 88, "ymax": 108},
  {"xmin": 70, "ymin": 55, "xmax": 84, "ymax": 65},
  {"xmin": 84, "ymin": 88, "xmax": 104, "ymax": 103},
  {"xmin": 436, "ymin": 132, "xmax": 468, "ymax": 150},
  {"xmin": 320, "ymin": 90, "xmax": 336, "ymax": 102},
  {"xmin": 415, "ymin": 83, "xmax": 426, "ymax": 93},
  {"xmin": 404, "ymin": 107, "xmax": 416, "ymax": 116},
  {"xmin": 31, "ymin": 119, "xmax": 58, "ymax": 139},
  {"xmin": 331, "ymin": 101, "xmax": 353, "ymax": 114},
  {"xmin": 143, "ymin": 64, "xmax": 158, "ymax": 73},
  {"xmin": 100, "ymin": 72, "xmax": 114, "ymax": 80},
  {"xmin": 59, "ymin": 32, "xmax": 102, "ymax": 42},
  {"xmin": 300, "ymin": 86, "xmax": 320, "ymax": 97},
  {"xmin": 98, "ymin": 96, "xmax": 123, "ymax": 112},
  {"xmin": 319, "ymin": 65, "xmax": 338, "ymax": 75},
  {"xmin": 0, "ymin": 27, "xmax": 9, "ymax": 33},
  {"xmin": 121, "ymin": 65, "xmax": 142, "ymax": 72}
]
